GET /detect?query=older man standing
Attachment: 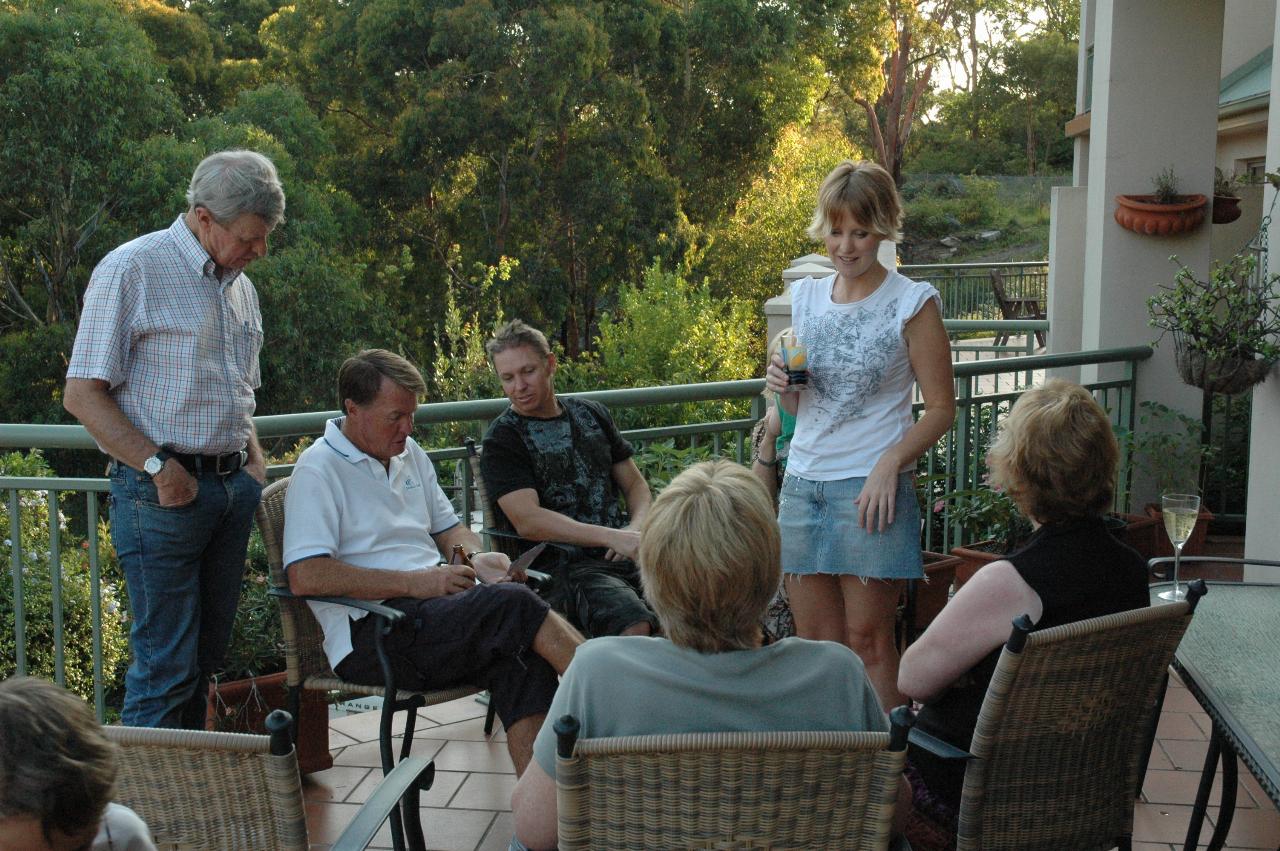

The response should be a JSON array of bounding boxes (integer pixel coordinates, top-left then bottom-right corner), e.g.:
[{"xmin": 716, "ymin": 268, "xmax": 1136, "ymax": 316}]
[{"xmin": 64, "ymin": 149, "xmax": 284, "ymax": 728}]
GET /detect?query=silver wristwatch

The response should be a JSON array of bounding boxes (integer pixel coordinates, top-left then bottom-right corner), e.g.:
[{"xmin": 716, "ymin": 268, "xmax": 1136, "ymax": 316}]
[{"xmin": 143, "ymin": 451, "xmax": 170, "ymax": 476}]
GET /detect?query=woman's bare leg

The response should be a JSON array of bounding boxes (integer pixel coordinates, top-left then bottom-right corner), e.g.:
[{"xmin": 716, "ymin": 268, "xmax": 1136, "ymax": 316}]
[
  {"xmin": 785, "ymin": 573, "xmax": 845, "ymax": 642},
  {"xmin": 838, "ymin": 576, "xmax": 906, "ymax": 711}
]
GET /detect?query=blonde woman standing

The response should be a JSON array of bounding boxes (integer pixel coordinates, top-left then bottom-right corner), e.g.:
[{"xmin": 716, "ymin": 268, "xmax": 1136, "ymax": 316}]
[{"xmin": 765, "ymin": 160, "xmax": 955, "ymax": 710}]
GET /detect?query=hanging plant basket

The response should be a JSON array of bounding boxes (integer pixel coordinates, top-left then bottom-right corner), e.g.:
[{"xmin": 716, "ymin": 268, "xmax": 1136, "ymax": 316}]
[
  {"xmin": 1212, "ymin": 194, "xmax": 1242, "ymax": 224},
  {"xmin": 1114, "ymin": 194, "xmax": 1207, "ymax": 235},
  {"xmin": 1173, "ymin": 331, "xmax": 1275, "ymax": 395}
]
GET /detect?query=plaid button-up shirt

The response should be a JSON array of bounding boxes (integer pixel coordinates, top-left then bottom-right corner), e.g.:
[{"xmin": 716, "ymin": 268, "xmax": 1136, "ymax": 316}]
[{"xmin": 67, "ymin": 216, "xmax": 263, "ymax": 455}]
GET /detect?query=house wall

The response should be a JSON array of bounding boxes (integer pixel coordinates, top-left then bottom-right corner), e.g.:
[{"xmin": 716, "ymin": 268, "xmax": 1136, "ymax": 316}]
[
  {"xmin": 1080, "ymin": 0, "xmax": 1224, "ymax": 506},
  {"xmin": 1046, "ymin": 185, "xmax": 1087, "ymax": 364},
  {"xmin": 1222, "ymin": 0, "xmax": 1275, "ymax": 77},
  {"xmin": 1217, "ymin": 126, "xmax": 1268, "ymax": 176},
  {"xmin": 1245, "ymin": 11, "xmax": 1280, "ymax": 582}
]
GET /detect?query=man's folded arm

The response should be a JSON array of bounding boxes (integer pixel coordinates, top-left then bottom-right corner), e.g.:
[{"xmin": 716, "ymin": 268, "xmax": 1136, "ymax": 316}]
[
  {"xmin": 287, "ymin": 556, "xmax": 471, "ymax": 600},
  {"xmin": 495, "ymin": 488, "xmax": 635, "ymax": 554}
]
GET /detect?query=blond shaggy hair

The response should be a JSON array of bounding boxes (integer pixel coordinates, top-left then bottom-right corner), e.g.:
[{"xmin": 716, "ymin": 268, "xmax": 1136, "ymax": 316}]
[
  {"xmin": 986, "ymin": 379, "xmax": 1118, "ymax": 524},
  {"xmin": 806, "ymin": 160, "xmax": 903, "ymax": 243},
  {"xmin": 639, "ymin": 460, "xmax": 780, "ymax": 652},
  {"xmin": 485, "ymin": 319, "xmax": 551, "ymax": 362}
]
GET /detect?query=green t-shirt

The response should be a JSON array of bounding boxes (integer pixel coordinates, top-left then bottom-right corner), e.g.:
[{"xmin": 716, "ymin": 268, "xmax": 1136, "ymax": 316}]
[{"xmin": 533, "ymin": 635, "xmax": 887, "ymax": 776}]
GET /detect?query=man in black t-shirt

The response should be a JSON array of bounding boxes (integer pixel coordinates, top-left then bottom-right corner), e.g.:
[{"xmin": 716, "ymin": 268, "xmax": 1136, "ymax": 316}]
[{"xmin": 481, "ymin": 320, "xmax": 658, "ymax": 638}]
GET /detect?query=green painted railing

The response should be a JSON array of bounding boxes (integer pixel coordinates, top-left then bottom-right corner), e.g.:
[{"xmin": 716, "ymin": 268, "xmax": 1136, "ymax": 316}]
[
  {"xmin": 903, "ymin": 260, "xmax": 1048, "ymax": 321},
  {"xmin": 1, "ymin": 340, "xmax": 1150, "ymax": 720}
]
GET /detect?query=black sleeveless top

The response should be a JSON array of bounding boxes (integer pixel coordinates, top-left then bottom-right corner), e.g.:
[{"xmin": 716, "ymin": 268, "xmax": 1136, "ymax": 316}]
[{"xmin": 909, "ymin": 516, "xmax": 1150, "ymax": 806}]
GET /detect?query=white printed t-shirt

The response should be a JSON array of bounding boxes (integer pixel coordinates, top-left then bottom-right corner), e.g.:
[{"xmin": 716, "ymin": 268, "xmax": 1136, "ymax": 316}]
[
  {"xmin": 283, "ymin": 418, "xmax": 461, "ymax": 670},
  {"xmin": 786, "ymin": 270, "xmax": 940, "ymax": 481}
]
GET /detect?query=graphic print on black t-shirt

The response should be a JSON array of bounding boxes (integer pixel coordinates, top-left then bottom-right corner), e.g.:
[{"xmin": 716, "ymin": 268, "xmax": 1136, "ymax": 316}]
[
  {"xmin": 482, "ymin": 397, "xmax": 630, "ymax": 531},
  {"xmin": 799, "ymin": 294, "xmax": 902, "ymax": 438}
]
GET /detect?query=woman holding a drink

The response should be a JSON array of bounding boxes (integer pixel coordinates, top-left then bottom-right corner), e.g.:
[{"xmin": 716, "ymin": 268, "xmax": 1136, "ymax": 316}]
[{"xmin": 765, "ymin": 160, "xmax": 954, "ymax": 709}]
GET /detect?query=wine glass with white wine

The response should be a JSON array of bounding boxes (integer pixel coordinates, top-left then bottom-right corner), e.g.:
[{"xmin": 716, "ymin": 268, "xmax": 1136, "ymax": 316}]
[{"xmin": 1158, "ymin": 493, "xmax": 1201, "ymax": 602}]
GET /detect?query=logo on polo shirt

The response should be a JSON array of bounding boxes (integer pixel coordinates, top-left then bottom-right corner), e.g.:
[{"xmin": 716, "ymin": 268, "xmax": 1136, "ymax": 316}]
[{"xmin": 404, "ymin": 476, "xmax": 421, "ymax": 490}]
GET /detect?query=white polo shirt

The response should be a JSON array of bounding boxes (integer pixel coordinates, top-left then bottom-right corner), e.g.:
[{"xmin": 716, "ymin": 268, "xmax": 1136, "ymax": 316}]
[{"xmin": 283, "ymin": 417, "xmax": 461, "ymax": 669}]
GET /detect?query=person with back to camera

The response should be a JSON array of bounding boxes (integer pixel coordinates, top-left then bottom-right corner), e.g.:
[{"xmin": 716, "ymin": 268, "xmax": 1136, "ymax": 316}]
[
  {"xmin": 509, "ymin": 460, "xmax": 909, "ymax": 850},
  {"xmin": 765, "ymin": 160, "xmax": 955, "ymax": 711},
  {"xmin": 0, "ymin": 676, "xmax": 155, "ymax": 851},
  {"xmin": 897, "ymin": 379, "xmax": 1150, "ymax": 848}
]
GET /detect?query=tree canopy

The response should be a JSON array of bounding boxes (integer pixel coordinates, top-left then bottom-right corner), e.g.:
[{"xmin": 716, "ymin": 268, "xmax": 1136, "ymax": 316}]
[{"xmin": 0, "ymin": 0, "xmax": 1073, "ymax": 444}]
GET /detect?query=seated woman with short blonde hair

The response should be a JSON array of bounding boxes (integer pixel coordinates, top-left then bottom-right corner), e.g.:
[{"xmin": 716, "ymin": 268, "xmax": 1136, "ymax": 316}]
[
  {"xmin": 898, "ymin": 379, "xmax": 1150, "ymax": 843},
  {"xmin": 511, "ymin": 459, "xmax": 897, "ymax": 850}
]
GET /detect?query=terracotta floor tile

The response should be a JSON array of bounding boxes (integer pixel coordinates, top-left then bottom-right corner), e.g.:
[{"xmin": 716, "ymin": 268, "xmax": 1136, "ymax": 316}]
[
  {"xmin": 1238, "ymin": 769, "xmax": 1272, "ymax": 808},
  {"xmin": 421, "ymin": 695, "xmax": 491, "ymax": 726},
  {"xmin": 1143, "ymin": 767, "xmax": 1251, "ymax": 807},
  {"xmin": 329, "ymin": 707, "xmax": 424, "ymax": 741},
  {"xmin": 371, "ymin": 807, "xmax": 496, "ymax": 850},
  {"xmin": 450, "ymin": 772, "xmax": 517, "ymax": 811},
  {"xmin": 332, "ymin": 735, "xmax": 446, "ymax": 768},
  {"xmin": 1132, "ymin": 802, "xmax": 1214, "ymax": 846},
  {"xmin": 1161, "ymin": 738, "xmax": 1213, "ymax": 772},
  {"xmin": 432, "ymin": 739, "xmax": 517, "ymax": 774},
  {"xmin": 1208, "ymin": 805, "xmax": 1280, "ymax": 849},
  {"xmin": 328, "ymin": 728, "xmax": 361, "ymax": 747},
  {"xmin": 1156, "ymin": 711, "xmax": 1208, "ymax": 740},
  {"xmin": 429, "ymin": 714, "xmax": 508, "ymax": 742},
  {"xmin": 304, "ymin": 800, "xmax": 362, "ymax": 844},
  {"xmin": 477, "ymin": 812, "xmax": 516, "ymax": 851},
  {"xmin": 303, "ymin": 765, "xmax": 375, "ymax": 802},
  {"xmin": 1160, "ymin": 684, "xmax": 1206, "ymax": 713},
  {"xmin": 348, "ymin": 767, "xmax": 467, "ymax": 808},
  {"xmin": 1146, "ymin": 743, "xmax": 1175, "ymax": 770}
]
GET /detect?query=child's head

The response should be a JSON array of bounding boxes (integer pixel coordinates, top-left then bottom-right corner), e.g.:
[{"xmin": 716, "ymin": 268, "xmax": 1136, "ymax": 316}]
[
  {"xmin": 806, "ymin": 160, "xmax": 903, "ymax": 243},
  {"xmin": 0, "ymin": 677, "xmax": 117, "ymax": 851}
]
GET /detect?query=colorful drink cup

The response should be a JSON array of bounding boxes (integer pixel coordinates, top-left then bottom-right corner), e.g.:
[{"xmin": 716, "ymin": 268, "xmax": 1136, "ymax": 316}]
[{"xmin": 780, "ymin": 335, "xmax": 808, "ymax": 385}]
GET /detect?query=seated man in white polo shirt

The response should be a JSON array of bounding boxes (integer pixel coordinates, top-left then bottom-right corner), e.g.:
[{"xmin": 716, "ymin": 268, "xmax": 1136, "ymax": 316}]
[{"xmin": 283, "ymin": 349, "xmax": 583, "ymax": 774}]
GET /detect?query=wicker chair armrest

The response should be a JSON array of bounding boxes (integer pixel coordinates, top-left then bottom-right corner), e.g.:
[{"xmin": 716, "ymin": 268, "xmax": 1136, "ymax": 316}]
[
  {"xmin": 907, "ymin": 727, "xmax": 974, "ymax": 761},
  {"xmin": 268, "ymin": 587, "xmax": 405, "ymax": 623},
  {"xmin": 330, "ymin": 755, "xmax": 435, "ymax": 851}
]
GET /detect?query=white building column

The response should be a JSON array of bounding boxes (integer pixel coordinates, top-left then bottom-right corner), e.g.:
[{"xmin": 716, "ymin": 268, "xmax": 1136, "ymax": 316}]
[
  {"xmin": 1081, "ymin": 0, "xmax": 1223, "ymax": 505},
  {"xmin": 1243, "ymin": 7, "xmax": 1280, "ymax": 582}
]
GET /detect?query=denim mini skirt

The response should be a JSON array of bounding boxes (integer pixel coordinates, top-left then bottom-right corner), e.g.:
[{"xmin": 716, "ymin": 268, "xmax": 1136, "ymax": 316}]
[{"xmin": 778, "ymin": 471, "xmax": 923, "ymax": 579}]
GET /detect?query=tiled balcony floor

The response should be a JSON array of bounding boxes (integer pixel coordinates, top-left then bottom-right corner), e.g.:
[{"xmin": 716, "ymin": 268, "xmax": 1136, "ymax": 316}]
[{"xmin": 301, "ymin": 670, "xmax": 1279, "ymax": 851}]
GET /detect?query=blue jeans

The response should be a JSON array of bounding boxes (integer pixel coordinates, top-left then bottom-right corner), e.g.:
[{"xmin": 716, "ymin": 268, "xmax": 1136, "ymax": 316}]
[{"xmin": 109, "ymin": 462, "xmax": 263, "ymax": 728}]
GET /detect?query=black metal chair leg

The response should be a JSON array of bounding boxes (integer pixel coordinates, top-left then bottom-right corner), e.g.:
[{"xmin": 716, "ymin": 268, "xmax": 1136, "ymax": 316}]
[
  {"xmin": 1205, "ymin": 746, "xmax": 1238, "ymax": 851},
  {"xmin": 1183, "ymin": 730, "xmax": 1222, "ymax": 851},
  {"xmin": 483, "ymin": 699, "xmax": 496, "ymax": 735}
]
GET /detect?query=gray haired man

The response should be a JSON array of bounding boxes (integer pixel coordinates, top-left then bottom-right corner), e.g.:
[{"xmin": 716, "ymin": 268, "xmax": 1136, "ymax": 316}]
[{"xmin": 64, "ymin": 149, "xmax": 285, "ymax": 728}]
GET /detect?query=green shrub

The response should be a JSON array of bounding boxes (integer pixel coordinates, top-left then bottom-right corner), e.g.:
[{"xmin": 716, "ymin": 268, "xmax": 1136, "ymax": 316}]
[{"xmin": 0, "ymin": 451, "xmax": 128, "ymax": 704}]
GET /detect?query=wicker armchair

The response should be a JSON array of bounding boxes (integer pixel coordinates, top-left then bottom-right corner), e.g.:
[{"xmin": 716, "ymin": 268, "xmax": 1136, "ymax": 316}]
[
  {"xmin": 551, "ymin": 707, "xmax": 915, "ymax": 850},
  {"xmin": 911, "ymin": 580, "xmax": 1206, "ymax": 851},
  {"xmin": 106, "ymin": 709, "xmax": 434, "ymax": 850},
  {"xmin": 254, "ymin": 477, "xmax": 494, "ymax": 850}
]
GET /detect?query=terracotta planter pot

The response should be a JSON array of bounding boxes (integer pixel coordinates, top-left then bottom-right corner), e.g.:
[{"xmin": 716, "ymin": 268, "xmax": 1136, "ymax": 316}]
[
  {"xmin": 207, "ymin": 671, "xmax": 332, "ymax": 774},
  {"xmin": 904, "ymin": 551, "xmax": 963, "ymax": 637},
  {"xmin": 1143, "ymin": 503, "xmax": 1214, "ymax": 559},
  {"xmin": 1212, "ymin": 194, "xmax": 1242, "ymax": 224},
  {"xmin": 949, "ymin": 539, "xmax": 1005, "ymax": 588},
  {"xmin": 1106, "ymin": 512, "xmax": 1162, "ymax": 562},
  {"xmin": 1114, "ymin": 194, "xmax": 1207, "ymax": 235}
]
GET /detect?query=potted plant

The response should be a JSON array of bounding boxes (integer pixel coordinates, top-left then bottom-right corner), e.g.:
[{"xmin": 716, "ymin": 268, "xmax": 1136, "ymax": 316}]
[
  {"xmin": 1115, "ymin": 166, "xmax": 1207, "ymax": 236},
  {"xmin": 1212, "ymin": 167, "xmax": 1243, "ymax": 224},
  {"xmin": 941, "ymin": 483, "xmax": 1034, "ymax": 587},
  {"xmin": 206, "ymin": 530, "xmax": 333, "ymax": 773},
  {"xmin": 1122, "ymin": 401, "xmax": 1216, "ymax": 558},
  {"xmin": 1148, "ymin": 250, "xmax": 1280, "ymax": 395}
]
